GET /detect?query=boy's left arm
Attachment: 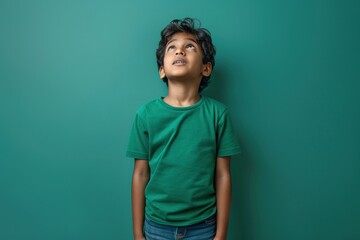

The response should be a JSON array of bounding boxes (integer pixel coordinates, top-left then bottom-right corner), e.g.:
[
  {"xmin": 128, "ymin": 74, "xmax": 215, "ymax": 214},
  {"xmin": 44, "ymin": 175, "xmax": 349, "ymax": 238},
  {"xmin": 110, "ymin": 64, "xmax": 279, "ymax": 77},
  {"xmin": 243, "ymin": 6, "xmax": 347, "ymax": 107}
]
[{"xmin": 214, "ymin": 156, "xmax": 231, "ymax": 240}]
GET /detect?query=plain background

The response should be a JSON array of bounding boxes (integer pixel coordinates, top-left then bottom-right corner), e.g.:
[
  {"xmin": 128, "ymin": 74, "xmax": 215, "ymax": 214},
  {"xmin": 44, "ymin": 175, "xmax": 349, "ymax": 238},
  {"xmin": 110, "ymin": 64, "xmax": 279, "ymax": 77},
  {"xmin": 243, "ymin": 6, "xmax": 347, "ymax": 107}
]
[{"xmin": 1, "ymin": 0, "xmax": 359, "ymax": 239}]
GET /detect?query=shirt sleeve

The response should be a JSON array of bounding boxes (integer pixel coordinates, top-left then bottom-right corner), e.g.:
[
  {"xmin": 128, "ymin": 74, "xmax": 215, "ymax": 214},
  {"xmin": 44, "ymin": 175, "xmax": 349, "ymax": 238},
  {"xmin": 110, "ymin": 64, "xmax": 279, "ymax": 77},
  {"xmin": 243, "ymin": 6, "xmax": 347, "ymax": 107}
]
[
  {"xmin": 216, "ymin": 110, "xmax": 241, "ymax": 157},
  {"xmin": 126, "ymin": 111, "xmax": 149, "ymax": 160}
]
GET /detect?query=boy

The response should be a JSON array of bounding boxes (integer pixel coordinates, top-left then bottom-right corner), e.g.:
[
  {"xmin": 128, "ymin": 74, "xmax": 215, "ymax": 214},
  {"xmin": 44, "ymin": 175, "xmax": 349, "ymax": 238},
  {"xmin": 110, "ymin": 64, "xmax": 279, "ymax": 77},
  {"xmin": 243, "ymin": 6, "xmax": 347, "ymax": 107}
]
[{"xmin": 127, "ymin": 18, "xmax": 241, "ymax": 240}]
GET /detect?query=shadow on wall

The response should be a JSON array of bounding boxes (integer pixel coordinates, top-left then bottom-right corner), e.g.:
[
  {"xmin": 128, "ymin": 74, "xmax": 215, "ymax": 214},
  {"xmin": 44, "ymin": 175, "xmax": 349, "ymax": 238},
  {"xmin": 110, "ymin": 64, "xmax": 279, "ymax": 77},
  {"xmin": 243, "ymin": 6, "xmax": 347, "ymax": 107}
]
[
  {"xmin": 204, "ymin": 65, "xmax": 228, "ymax": 103},
  {"xmin": 206, "ymin": 65, "xmax": 254, "ymax": 240}
]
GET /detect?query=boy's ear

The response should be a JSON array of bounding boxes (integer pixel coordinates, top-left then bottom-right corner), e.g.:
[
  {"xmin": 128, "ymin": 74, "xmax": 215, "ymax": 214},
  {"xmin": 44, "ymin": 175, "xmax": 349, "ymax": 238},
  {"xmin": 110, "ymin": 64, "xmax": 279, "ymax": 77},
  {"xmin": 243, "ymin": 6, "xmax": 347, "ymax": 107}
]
[
  {"xmin": 159, "ymin": 66, "xmax": 166, "ymax": 79},
  {"xmin": 202, "ymin": 62, "xmax": 212, "ymax": 77}
]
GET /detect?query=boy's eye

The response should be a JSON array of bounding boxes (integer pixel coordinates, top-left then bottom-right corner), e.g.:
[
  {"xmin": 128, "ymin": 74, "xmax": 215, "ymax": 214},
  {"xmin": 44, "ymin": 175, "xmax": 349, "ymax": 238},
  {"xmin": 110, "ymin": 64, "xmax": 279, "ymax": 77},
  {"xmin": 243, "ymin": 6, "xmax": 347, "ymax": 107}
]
[
  {"xmin": 186, "ymin": 44, "xmax": 195, "ymax": 49},
  {"xmin": 167, "ymin": 45, "xmax": 176, "ymax": 51}
]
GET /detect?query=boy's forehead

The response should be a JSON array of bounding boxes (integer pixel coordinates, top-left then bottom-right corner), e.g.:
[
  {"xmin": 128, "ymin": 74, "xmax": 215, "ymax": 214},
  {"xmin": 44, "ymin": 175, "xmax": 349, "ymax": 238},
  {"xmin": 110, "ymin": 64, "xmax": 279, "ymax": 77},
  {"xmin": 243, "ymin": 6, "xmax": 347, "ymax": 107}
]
[{"xmin": 167, "ymin": 32, "xmax": 198, "ymax": 44}]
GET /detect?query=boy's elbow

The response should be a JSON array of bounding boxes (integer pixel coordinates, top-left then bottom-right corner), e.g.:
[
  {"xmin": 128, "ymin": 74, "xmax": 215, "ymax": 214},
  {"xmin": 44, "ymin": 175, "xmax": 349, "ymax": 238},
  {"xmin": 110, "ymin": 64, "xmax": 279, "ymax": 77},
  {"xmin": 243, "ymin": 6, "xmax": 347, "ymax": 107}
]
[
  {"xmin": 216, "ymin": 156, "xmax": 231, "ymax": 179},
  {"xmin": 133, "ymin": 159, "xmax": 150, "ymax": 180}
]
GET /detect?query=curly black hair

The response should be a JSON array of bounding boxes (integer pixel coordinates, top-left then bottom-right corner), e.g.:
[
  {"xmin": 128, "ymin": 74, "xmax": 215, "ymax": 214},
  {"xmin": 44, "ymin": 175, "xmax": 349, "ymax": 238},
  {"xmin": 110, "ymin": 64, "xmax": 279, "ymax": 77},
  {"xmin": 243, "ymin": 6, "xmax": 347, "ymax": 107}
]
[{"xmin": 156, "ymin": 18, "xmax": 216, "ymax": 92}]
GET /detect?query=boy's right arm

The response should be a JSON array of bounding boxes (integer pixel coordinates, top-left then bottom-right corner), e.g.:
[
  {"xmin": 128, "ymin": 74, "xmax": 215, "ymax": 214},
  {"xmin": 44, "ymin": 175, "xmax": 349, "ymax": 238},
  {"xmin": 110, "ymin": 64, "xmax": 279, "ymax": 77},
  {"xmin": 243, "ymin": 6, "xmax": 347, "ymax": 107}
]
[{"xmin": 132, "ymin": 159, "xmax": 149, "ymax": 240}]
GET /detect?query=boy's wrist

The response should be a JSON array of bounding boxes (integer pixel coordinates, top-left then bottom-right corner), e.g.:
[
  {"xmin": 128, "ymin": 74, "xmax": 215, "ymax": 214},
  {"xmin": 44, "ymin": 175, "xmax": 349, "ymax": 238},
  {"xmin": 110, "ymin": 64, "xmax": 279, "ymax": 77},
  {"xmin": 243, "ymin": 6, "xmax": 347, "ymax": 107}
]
[
  {"xmin": 133, "ymin": 232, "xmax": 145, "ymax": 240},
  {"xmin": 214, "ymin": 230, "xmax": 227, "ymax": 240},
  {"xmin": 214, "ymin": 235, "xmax": 226, "ymax": 240},
  {"xmin": 133, "ymin": 228, "xmax": 145, "ymax": 239}
]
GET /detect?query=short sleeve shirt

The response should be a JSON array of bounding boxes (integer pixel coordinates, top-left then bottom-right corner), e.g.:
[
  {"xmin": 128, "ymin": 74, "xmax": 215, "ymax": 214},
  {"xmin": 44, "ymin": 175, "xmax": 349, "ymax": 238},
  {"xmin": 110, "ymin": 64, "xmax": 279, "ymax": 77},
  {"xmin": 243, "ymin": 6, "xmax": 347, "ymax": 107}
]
[{"xmin": 127, "ymin": 96, "xmax": 241, "ymax": 226}]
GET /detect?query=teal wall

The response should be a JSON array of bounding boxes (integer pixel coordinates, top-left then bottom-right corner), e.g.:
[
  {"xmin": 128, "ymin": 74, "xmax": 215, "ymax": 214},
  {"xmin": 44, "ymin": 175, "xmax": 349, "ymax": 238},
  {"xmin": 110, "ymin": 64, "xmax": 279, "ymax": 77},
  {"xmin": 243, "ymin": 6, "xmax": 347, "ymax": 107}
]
[{"xmin": 1, "ymin": 1, "xmax": 359, "ymax": 239}]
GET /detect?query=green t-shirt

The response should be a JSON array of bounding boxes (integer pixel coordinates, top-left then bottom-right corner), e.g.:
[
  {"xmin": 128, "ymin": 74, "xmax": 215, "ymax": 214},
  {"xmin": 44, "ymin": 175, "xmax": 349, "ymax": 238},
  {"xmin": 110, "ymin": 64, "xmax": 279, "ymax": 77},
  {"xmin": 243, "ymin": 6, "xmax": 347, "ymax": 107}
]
[{"xmin": 126, "ymin": 96, "xmax": 241, "ymax": 226}]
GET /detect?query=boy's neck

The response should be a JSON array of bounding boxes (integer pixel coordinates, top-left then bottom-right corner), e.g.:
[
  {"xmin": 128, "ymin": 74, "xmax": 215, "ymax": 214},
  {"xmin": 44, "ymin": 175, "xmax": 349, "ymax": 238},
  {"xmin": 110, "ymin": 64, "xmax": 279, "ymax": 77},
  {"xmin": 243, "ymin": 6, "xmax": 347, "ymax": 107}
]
[{"xmin": 163, "ymin": 81, "xmax": 201, "ymax": 107}]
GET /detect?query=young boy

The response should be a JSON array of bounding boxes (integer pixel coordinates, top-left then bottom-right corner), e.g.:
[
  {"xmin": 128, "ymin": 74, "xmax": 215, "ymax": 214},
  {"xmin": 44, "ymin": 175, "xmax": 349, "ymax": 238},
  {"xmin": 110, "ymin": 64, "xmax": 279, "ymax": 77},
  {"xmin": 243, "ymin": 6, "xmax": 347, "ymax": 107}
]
[{"xmin": 127, "ymin": 18, "xmax": 241, "ymax": 240}]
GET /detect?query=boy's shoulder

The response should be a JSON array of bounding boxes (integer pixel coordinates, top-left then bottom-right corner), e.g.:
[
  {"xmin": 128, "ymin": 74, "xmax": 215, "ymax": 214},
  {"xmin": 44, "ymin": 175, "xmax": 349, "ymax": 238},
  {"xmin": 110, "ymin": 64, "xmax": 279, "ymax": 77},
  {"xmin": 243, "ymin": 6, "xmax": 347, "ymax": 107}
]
[
  {"xmin": 202, "ymin": 96, "xmax": 229, "ymax": 115},
  {"xmin": 203, "ymin": 96, "xmax": 228, "ymax": 108},
  {"xmin": 134, "ymin": 98, "xmax": 161, "ymax": 116}
]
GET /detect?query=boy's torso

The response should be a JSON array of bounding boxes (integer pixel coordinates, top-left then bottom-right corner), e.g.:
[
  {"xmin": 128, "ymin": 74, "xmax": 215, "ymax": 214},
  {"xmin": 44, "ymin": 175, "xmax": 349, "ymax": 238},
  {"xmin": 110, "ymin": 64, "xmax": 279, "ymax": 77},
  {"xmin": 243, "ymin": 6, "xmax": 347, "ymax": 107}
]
[{"xmin": 140, "ymin": 96, "xmax": 226, "ymax": 226}]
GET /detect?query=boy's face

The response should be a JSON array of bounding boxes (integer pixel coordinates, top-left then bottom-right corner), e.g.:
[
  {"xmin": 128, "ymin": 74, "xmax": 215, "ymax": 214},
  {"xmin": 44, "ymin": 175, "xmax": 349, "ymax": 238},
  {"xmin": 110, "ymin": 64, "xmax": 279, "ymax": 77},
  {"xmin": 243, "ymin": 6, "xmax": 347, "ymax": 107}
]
[{"xmin": 159, "ymin": 32, "xmax": 212, "ymax": 83}]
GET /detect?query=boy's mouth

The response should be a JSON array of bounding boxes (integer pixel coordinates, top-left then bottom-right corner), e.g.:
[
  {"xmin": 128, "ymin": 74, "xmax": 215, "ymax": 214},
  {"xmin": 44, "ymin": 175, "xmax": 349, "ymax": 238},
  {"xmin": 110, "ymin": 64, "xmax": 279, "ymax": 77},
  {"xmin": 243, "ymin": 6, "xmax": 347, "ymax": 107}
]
[{"xmin": 173, "ymin": 59, "xmax": 186, "ymax": 65}]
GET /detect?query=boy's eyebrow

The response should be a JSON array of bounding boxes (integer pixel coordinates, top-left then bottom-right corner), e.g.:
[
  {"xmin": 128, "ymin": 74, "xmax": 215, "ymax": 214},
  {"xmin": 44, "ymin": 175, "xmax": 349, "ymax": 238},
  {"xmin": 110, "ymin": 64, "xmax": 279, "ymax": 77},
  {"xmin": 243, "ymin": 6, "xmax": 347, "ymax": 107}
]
[{"xmin": 166, "ymin": 38, "xmax": 199, "ymax": 46}]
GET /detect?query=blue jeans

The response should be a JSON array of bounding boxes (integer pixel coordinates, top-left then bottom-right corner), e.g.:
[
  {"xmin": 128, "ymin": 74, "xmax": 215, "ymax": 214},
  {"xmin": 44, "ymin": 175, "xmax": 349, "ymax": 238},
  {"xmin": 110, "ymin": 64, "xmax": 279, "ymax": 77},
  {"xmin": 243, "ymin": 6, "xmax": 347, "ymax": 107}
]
[{"xmin": 144, "ymin": 215, "xmax": 216, "ymax": 240}]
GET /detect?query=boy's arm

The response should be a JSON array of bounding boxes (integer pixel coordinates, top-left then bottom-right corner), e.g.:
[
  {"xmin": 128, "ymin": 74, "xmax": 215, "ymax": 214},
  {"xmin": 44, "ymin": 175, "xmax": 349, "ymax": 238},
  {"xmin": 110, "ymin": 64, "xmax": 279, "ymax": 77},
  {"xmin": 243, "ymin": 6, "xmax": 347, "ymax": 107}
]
[
  {"xmin": 214, "ymin": 156, "xmax": 231, "ymax": 240},
  {"xmin": 132, "ymin": 159, "xmax": 149, "ymax": 240}
]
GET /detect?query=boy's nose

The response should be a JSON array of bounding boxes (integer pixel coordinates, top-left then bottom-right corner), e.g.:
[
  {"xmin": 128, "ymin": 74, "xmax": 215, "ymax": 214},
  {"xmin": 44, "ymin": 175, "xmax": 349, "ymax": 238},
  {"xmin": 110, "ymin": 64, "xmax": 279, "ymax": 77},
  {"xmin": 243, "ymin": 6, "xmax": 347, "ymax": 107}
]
[{"xmin": 175, "ymin": 49, "xmax": 185, "ymax": 55}]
